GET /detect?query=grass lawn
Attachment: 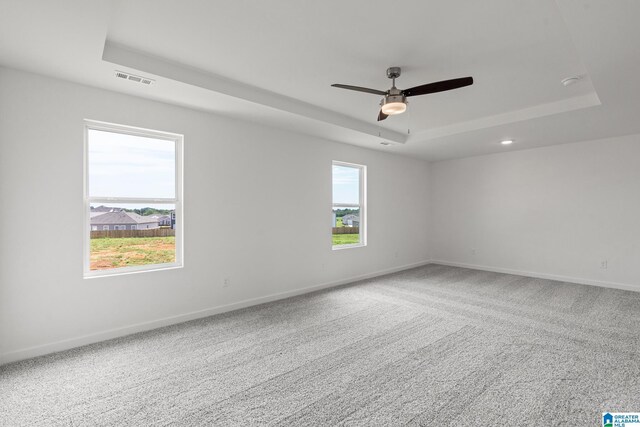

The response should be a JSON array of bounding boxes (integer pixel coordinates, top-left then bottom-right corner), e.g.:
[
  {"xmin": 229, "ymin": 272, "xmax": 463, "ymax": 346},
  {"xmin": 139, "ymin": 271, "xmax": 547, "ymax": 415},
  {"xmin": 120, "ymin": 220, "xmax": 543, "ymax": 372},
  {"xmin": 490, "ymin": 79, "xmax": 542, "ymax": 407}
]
[
  {"xmin": 92, "ymin": 234, "xmax": 359, "ymax": 269},
  {"xmin": 90, "ymin": 236, "xmax": 175, "ymax": 270},
  {"xmin": 332, "ymin": 233, "xmax": 360, "ymax": 246}
]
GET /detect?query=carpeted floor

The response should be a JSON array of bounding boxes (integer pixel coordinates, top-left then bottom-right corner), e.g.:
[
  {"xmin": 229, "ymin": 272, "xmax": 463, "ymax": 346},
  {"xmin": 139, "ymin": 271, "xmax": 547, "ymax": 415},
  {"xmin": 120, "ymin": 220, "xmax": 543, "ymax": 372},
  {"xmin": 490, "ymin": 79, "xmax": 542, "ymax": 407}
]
[{"xmin": 1, "ymin": 264, "xmax": 639, "ymax": 426}]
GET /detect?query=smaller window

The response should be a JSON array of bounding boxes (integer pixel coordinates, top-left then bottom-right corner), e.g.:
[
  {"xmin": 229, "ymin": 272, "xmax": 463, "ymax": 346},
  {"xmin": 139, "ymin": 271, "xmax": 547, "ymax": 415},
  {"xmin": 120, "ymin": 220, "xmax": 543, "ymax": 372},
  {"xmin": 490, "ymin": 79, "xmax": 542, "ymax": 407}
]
[
  {"xmin": 103, "ymin": 225, "xmax": 109, "ymax": 231},
  {"xmin": 91, "ymin": 226, "xmax": 98, "ymax": 231},
  {"xmin": 332, "ymin": 161, "xmax": 366, "ymax": 249},
  {"xmin": 131, "ymin": 225, "xmax": 137, "ymax": 230}
]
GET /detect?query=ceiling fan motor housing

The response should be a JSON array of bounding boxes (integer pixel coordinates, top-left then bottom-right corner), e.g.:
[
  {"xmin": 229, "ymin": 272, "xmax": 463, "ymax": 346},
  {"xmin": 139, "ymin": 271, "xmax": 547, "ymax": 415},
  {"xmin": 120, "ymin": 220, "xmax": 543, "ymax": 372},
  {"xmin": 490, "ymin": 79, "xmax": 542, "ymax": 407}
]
[
  {"xmin": 384, "ymin": 93, "xmax": 406, "ymax": 105},
  {"xmin": 382, "ymin": 84, "xmax": 407, "ymax": 111}
]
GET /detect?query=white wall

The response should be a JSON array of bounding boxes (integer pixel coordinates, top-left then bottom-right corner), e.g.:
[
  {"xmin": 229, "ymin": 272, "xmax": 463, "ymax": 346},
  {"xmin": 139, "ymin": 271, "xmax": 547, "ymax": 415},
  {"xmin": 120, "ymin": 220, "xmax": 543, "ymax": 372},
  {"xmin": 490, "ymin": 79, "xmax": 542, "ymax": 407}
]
[
  {"xmin": 430, "ymin": 134, "xmax": 640, "ymax": 291},
  {"xmin": 0, "ymin": 67, "xmax": 431, "ymax": 363}
]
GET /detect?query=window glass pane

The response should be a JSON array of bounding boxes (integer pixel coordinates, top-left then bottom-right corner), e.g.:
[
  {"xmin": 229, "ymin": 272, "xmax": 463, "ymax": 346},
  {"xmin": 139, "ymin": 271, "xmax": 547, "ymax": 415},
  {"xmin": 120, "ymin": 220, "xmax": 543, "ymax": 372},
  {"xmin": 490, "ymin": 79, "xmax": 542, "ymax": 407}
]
[
  {"xmin": 332, "ymin": 207, "xmax": 360, "ymax": 246},
  {"xmin": 332, "ymin": 164, "xmax": 359, "ymax": 205},
  {"xmin": 89, "ymin": 202, "xmax": 176, "ymax": 271},
  {"xmin": 88, "ymin": 129, "xmax": 175, "ymax": 199}
]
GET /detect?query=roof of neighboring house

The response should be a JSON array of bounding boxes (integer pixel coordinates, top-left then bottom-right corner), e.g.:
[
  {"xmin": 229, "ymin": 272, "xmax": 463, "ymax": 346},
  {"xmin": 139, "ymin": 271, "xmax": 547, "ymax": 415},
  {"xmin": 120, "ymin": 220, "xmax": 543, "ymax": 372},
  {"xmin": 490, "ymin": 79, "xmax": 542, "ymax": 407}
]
[
  {"xmin": 91, "ymin": 205, "xmax": 123, "ymax": 212},
  {"xmin": 90, "ymin": 211, "xmax": 159, "ymax": 225},
  {"xmin": 343, "ymin": 214, "xmax": 359, "ymax": 221},
  {"xmin": 151, "ymin": 214, "xmax": 171, "ymax": 220},
  {"xmin": 90, "ymin": 212, "xmax": 108, "ymax": 218}
]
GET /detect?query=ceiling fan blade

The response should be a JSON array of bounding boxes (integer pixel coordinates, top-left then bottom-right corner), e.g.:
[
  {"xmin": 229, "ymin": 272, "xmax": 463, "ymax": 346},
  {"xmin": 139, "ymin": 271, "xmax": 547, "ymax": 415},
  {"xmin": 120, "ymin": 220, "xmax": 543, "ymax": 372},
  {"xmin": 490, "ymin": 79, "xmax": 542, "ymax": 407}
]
[
  {"xmin": 377, "ymin": 110, "xmax": 388, "ymax": 121},
  {"xmin": 403, "ymin": 77, "xmax": 473, "ymax": 97},
  {"xmin": 332, "ymin": 84, "xmax": 387, "ymax": 96}
]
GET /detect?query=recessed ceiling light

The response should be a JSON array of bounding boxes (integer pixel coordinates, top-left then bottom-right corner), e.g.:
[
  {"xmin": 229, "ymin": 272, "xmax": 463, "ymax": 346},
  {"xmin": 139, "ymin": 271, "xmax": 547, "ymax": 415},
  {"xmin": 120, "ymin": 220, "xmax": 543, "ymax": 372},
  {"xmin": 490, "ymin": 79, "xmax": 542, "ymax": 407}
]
[
  {"xmin": 500, "ymin": 140, "xmax": 514, "ymax": 145},
  {"xmin": 380, "ymin": 142, "xmax": 391, "ymax": 146},
  {"xmin": 561, "ymin": 76, "xmax": 582, "ymax": 87}
]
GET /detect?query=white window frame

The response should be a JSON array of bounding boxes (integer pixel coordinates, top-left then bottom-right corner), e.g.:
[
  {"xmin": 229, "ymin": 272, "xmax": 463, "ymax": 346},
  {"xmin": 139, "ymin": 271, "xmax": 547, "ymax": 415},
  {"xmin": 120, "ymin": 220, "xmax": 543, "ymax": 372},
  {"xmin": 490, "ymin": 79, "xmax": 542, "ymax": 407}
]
[
  {"xmin": 83, "ymin": 120, "xmax": 184, "ymax": 278},
  {"xmin": 332, "ymin": 160, "xmax": 366, "ymax": 250},
  {"xmin": 131, "ymin": 225, "xmax": 137, "ymax": 230},
  {"xmin": 103, "ymin": 225, "xmax": 109, "ymax": 231}
]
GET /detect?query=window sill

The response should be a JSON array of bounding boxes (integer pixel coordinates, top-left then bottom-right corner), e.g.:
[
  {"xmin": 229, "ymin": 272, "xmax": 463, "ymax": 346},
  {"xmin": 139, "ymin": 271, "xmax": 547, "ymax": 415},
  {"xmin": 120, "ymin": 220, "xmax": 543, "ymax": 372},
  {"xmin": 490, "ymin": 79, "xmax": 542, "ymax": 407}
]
[
  {"xmin": 84, "ymin": 263, "xmax": 183, "ymax": 279},
  {"xmin": 332, "ymin": 243, "xmax": 366, "ymax": 251}
]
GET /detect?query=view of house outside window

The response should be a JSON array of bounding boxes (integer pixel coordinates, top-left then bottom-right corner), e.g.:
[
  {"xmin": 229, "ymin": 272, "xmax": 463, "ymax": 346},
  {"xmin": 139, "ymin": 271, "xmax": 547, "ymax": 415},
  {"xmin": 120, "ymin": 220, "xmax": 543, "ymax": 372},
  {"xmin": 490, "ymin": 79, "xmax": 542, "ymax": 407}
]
[
  {"xmin": 85, "ymin": 122, "xmax": 183, "ymax": 276},
  {"xmin": 332, "ymin": 161, "xmax": 366, "ymax": 248}
]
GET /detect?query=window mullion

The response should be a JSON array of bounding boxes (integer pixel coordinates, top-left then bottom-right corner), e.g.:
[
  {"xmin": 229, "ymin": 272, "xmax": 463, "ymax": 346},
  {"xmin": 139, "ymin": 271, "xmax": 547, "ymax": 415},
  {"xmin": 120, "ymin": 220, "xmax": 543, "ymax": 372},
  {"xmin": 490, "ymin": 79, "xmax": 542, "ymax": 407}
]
[{"xmin": 88, "ymin": 197, "xmax": 177, "ymax": 204}]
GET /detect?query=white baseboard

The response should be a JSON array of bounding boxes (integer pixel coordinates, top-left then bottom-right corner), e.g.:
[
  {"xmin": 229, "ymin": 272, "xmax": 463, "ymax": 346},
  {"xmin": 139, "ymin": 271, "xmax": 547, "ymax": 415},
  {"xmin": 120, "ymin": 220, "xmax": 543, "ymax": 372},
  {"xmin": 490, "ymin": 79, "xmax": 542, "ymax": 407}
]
[
  {"xmin": 0, "ymin": 260, "xmax": 432, "ymax": 366},
  {"xmin": 431, "ymin": 260, "xmax": 640, "ymax": 293}
]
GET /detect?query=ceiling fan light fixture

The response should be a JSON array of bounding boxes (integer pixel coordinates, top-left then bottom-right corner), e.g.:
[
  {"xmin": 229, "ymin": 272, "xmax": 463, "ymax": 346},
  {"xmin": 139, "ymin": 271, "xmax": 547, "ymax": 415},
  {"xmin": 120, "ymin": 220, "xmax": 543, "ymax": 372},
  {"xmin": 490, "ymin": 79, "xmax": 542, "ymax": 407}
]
[
  {"xmin": 381, "ymin": 101, "xmax": 407, "ymax": 115},
  {"xmin": 381, "ymin": 93, "xmax": 407, "ymax": 115}
]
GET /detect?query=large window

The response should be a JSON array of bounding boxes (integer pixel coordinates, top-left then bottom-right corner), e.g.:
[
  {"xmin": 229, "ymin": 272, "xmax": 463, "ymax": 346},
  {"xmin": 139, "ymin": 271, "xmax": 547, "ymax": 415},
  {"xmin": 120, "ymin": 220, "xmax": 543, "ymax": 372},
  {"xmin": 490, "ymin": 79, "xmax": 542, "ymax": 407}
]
[
  {"xmin": 332, "ymin": 161, "xmax": 366, "ymax": 249},
  {"xmin": 84, "ymin": 121, "xmax": 183, "ymax": 277}
]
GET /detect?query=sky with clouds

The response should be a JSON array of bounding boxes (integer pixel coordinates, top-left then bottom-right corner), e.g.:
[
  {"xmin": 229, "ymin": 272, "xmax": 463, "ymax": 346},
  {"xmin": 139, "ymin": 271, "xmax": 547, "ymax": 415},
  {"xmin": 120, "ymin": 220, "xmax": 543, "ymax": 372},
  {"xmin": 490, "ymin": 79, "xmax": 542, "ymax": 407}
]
[
  {"xmin": 332, "ymin": 164, "xmax": 360, "ymax": 205},
  {"xmin": 88, "ymin": 129, "xmax": 175, "ymax": 200},
  {"xmin": 89, "ymin": 129, "xmax": 360, "ymax": 210}
]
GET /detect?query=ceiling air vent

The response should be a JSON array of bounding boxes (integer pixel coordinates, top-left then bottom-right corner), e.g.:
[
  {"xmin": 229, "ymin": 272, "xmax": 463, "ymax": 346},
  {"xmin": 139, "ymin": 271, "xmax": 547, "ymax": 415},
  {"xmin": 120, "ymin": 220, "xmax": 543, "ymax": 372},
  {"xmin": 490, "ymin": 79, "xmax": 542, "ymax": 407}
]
[{"xmin": 114, "ymin": 71, "xmax": 155, "ymax": 86}]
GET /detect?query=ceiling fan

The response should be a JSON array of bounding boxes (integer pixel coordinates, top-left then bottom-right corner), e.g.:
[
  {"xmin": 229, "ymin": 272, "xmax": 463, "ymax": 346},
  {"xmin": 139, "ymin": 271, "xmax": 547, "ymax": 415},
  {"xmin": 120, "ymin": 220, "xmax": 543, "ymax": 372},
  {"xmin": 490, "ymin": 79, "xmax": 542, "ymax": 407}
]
[{"xmin": 331, "ymin": 67, "xmax": 473, "ymax": 121}]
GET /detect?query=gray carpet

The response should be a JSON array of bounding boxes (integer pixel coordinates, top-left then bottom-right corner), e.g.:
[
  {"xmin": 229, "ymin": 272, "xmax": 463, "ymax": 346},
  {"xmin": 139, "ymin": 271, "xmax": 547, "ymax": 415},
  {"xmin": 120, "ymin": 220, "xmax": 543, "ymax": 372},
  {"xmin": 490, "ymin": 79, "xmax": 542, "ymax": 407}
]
[{"xmin": 1, "ymin": 264, "xmax": 639, "ymax": 426}]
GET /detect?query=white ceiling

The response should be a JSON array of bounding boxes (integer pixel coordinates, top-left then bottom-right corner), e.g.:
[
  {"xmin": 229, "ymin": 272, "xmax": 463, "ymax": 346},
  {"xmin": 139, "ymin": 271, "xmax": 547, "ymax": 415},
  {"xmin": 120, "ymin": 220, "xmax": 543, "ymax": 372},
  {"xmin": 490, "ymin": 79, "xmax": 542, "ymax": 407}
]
[{"xmin": 1, "ymin": 0, "xmax": 639, "ymax": 161}]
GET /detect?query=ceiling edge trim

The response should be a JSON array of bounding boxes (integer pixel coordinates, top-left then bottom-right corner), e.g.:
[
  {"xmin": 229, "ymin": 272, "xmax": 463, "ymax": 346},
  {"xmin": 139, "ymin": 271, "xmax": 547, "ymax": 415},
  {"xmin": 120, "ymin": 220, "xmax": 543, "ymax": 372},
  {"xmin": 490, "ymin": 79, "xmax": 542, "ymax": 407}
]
[
  {"xmin": 409, "ymin": 91, "xmax": 601, "ymax": 143},
  {"xmin": 102, "ymin": 40, "xmax": 407, "ymax": 144}
]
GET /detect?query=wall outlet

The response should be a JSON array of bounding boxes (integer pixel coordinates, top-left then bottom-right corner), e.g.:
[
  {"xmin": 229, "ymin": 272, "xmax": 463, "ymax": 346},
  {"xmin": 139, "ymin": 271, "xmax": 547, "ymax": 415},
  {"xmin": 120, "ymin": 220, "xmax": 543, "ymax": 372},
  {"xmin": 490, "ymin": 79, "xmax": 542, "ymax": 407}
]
[
  {"xmin": 223, "ymin": 277, "xmax": 231, "ymax": 287},
  {"xmin": 600, "ymin": 260, "xmax": 608, "ymax": 270},
  {"xmin": 471, "ymin": 248, "xmax": 477, "ymax": 256}
]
